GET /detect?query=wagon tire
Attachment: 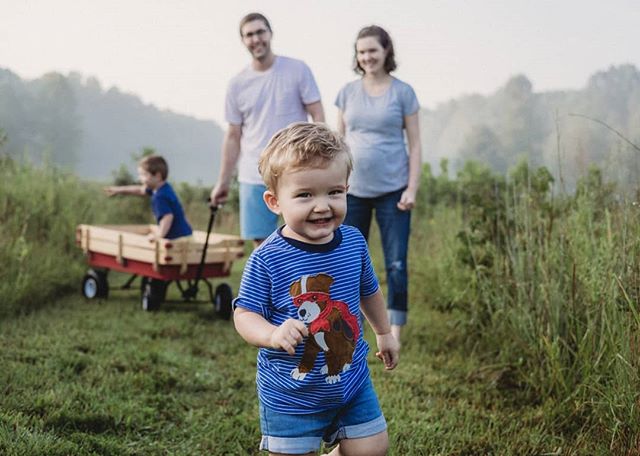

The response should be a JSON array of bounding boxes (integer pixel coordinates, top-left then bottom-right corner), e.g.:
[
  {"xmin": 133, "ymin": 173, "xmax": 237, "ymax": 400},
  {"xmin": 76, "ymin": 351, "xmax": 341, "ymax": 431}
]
[
  {"xmin": 213, "ymin": 283, "xmax": 233, "ymax": 320},
  {"xmin": 141, "ymin": 277, "xmax": 166, "ymax": 311},
  {"xmin": 82, "ymin": 269, "xmax": 109, "ymax": 299}
]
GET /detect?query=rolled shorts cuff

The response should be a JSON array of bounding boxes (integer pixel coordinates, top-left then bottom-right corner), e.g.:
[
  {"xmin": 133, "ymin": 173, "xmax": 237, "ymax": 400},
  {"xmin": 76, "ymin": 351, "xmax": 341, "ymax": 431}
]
[
  {"xmin": 388, "ymin": 309, "xmax": 407, "ymax": 326},
  {"xmin": 259, "ymin": 435, "xmax": 321, "ymax": 454},
  {"xmin": 324, "ymin": 414, "xmax": 387, "ymax": 447}
]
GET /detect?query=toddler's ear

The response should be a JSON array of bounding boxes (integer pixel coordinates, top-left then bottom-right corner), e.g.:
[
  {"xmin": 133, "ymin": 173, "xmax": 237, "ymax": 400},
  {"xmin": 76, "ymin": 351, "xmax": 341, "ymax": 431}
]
[{"xmin": 263, "ymin": 190, "xmax": 281, "ymax": 215}]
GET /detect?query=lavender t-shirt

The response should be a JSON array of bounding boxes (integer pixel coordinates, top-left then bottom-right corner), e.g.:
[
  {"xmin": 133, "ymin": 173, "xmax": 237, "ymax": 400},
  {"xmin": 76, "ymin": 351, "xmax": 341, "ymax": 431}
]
[
  {"xmin": 226, "ymin": 56, "xmax": 321, "ymax": 184},
  {"xmin": 335, "ymin": 77, "xmax": 419, "ymax": 198}
]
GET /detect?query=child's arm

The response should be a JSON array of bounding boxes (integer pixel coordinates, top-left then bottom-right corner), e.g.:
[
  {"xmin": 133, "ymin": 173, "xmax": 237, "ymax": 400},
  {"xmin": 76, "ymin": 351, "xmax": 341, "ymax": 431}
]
[
  {"xmin": 361, "ymin": 289, "xmax": 400, "ymax": 370},
  {"xmin": 154, "ymin": 214, "xmax": 174, "ymax": 240},
  {"xmin": 103, "ymin": 185, "xmax": 146, "ymax": 197},
  {"xmin": 234, "ymin": 307, "xmax": 308, "ymax": 355}
]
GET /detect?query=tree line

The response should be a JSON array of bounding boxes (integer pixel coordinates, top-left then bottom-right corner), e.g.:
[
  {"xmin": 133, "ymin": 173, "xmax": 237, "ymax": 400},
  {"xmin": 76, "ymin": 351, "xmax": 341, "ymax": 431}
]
[
  {"xmin": 2, "ymin": 64, "xmax": 640, "ymax": 189},
  {"xmin": 0, "ymin": 68, "xmax": 223, "ymax": 183},
  {"xmin": 421, "ymin": 63, "xmax": 640, "ymax": 191}
]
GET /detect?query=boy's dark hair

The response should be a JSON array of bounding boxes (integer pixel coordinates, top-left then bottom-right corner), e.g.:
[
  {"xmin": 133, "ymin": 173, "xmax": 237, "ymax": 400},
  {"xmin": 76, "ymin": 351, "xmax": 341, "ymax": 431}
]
[
  {"xmin": 239, "ymin": 12, "xmax": 272, "ymax": 36},
  {"xmin": 139, "ymin": 155, "xmax": 168, "ymax": 180},
  {"xmin": 353, "ymin": 25, "xmax": 397, "ymax": 75}
]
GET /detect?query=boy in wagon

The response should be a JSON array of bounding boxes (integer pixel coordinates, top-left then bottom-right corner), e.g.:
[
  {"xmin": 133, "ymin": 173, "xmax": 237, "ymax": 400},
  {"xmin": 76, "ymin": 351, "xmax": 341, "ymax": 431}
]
[
  {"xmin": 104, "ymin": 154, "xmax": 192, "ymax": 241},
  {"xmin": 233, "ymin": 122, "xmax": 399, "ymax": 455}
]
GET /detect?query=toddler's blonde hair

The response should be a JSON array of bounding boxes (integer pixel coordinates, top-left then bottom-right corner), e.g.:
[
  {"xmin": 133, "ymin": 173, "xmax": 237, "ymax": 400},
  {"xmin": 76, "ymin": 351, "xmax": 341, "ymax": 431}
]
[{"xmin": 259, "ymin": 122, "xmax": 352, "ymax": 192}]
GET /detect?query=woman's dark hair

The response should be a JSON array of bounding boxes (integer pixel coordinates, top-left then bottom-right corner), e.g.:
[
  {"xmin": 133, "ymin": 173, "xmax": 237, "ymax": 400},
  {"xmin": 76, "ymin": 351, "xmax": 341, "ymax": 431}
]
[
  {"xmin": 239, "ymin": 12, "xmax": 272, "ymax": 36},
  {"xmin": 353, "ymin": 25, "xmax": 397, "ymax": 75}
]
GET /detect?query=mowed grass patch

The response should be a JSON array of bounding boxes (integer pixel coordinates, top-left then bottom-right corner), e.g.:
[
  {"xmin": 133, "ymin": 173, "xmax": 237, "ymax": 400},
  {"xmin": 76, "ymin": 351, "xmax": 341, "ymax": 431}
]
[{"xmin": 1, "ymin": 289, "xmax": 258, "ymax": 455}]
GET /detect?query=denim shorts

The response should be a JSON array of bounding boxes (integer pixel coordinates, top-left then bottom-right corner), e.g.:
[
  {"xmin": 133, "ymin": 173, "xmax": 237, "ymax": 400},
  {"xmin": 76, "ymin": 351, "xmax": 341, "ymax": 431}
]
[
  {"xmin": 239, "ymin": 182, "xmax": 278, "ymax": 240},
  {"xmin": 258, "ymin": 378, "xmax": 387, "ymax": 454}
]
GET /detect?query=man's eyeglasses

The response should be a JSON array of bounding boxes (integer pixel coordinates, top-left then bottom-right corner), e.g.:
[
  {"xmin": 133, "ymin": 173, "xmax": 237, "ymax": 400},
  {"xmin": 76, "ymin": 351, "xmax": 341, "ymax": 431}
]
[{"xmin": 243, "ymin": 28, "xmax": 268, "ymax": 39}]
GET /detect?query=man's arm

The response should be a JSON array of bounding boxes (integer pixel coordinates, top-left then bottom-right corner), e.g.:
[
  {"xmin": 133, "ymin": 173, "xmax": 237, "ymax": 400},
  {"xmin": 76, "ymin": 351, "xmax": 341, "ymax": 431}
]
[
  {"xmin": 336, "ymin": 109, "xmax": 346, "ymax": 136},
  {"xmin": 305, "ymin": 101, "xmax": 325, "ymax": 123},
  {"xmin": 210, "ymin": 124, "xmax": 242, "ymax": 206}
]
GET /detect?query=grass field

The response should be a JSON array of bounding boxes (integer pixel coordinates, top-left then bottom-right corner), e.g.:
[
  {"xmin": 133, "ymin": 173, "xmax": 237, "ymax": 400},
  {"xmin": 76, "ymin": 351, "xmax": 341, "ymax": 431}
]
[
  {"xmin": 2, "ymin": 158, "xmax": 638, "ymax": 454},
  {"xmin": 0, "ymin": 263, "xmax": 612, "ymax": 455}
]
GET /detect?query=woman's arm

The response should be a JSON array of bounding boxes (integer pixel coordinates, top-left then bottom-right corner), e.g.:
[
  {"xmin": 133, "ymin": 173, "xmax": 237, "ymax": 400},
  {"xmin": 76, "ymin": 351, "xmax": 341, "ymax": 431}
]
[{"xmin": 398, "ymin": 112, "xmax": 422, "ymax": 211}]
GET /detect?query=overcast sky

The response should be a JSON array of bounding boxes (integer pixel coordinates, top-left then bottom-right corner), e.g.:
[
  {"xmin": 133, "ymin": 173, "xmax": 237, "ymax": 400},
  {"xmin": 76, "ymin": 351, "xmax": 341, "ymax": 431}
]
[{"xmin": 2, "ymin": 0, "xmax": 639, "ymax": 126}]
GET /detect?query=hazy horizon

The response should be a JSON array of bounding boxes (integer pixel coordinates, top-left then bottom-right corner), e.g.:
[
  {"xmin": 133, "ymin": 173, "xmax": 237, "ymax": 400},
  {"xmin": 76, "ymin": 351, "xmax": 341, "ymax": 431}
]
[{"xmin": 3, "ymin": 0, "xmax": 640, "ymax": 126}]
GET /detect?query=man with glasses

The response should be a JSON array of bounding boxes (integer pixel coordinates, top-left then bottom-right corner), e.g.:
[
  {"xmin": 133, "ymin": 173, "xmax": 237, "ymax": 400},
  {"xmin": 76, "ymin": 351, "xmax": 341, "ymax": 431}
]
[{"xmin": 210, "ymin": 12, "xmax": 325, "ymax": 248}]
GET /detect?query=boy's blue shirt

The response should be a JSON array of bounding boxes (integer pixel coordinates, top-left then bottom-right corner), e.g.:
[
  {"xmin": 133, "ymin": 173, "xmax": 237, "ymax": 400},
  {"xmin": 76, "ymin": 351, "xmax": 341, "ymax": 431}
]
[
  {"xmin": 146, "ymin": 182, "xmax": 192, "ymax": 239},
  {"xmin": 234, "ymin": 225, "xmax": 380, "ymax": 414}
]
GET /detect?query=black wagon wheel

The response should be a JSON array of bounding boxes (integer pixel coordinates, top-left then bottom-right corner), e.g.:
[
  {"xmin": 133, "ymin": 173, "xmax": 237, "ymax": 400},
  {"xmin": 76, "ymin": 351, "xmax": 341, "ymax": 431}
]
[
  {"xmin": 213, "ymin": 283, "xmax": 233, "ymax": 320},
  {"xmin": 140, "ymin": 277, "xmax": 167, "ymax": 311},
  {"xmin": 82, "ymin": 269, "xmax": 109, "ymax": 299}
]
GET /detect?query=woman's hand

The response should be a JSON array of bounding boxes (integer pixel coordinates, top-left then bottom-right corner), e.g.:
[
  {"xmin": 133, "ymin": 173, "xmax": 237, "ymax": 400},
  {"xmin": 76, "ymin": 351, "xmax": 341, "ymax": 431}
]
[{"xmin": 397, "ymin": 187, "xmax": 417, "ymax": 211}]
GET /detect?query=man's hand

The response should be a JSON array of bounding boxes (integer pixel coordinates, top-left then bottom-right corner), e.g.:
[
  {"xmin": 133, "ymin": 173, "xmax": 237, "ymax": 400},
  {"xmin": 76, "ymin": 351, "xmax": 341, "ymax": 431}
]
[
  {"xmin": 210, "ymin": 182, "xmax": 230, "ymax": 207},
  {"xmin": 269, "ymin": 319, "xmax": 309, "ymax": 355},
  {"xmin": 375, "ymin": 332, "xmax": 400, "ymax": 370}
]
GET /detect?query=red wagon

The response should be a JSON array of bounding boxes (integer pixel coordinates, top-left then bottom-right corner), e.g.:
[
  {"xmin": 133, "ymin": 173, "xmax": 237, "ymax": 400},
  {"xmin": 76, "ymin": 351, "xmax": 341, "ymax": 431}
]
[{"xmin": 76, "ymin": 211, "xmax": 244, "ymax": 318}]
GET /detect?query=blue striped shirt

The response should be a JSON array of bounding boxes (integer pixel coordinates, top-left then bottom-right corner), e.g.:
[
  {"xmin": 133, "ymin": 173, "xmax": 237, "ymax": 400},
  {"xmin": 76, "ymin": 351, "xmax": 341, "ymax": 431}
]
[{"xmin": 234, "ymin": 225, "xmax": 379, "ymax": 413}]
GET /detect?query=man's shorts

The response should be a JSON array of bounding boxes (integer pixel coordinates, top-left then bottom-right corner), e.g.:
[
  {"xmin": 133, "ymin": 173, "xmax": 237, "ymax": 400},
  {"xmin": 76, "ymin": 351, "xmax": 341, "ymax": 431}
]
[
  {"xmin": 258, "ymin": 377, "xmax": 387, "ymax": 454},
  {"xmin": 239, "ymin": 182, "xmax": 278, "ymax": 240}
]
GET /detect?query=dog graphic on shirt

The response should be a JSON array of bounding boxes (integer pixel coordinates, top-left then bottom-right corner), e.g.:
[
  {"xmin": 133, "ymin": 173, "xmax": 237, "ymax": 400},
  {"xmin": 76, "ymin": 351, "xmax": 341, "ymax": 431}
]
[{"xmin": 289, "ymin": 273, "xmax": 360, "ymax": 384}]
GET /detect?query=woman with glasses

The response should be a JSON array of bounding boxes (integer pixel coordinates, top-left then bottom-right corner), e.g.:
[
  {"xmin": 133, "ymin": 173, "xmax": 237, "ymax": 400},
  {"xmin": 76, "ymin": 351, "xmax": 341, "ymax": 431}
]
[{"xmin": 336, "ymin": 25, "xmax": 422, "ymax": 344}]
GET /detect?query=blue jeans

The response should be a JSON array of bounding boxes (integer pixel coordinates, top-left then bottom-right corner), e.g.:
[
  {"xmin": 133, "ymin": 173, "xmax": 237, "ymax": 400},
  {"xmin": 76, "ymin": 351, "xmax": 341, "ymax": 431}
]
[{"xmin": 345, "ymin": 189, "xmax": 411, "ymax": 325}]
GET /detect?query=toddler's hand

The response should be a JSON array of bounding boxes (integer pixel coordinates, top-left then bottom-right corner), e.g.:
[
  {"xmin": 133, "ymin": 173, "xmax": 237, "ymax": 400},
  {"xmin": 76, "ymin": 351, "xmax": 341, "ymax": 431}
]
[
  {"xmin": 270, "ymin": 319, "xmax": 308, "ymax": 355},
  {"xmin": 375, "ymin": 332, "xmax": 400, "ymax": 370}
]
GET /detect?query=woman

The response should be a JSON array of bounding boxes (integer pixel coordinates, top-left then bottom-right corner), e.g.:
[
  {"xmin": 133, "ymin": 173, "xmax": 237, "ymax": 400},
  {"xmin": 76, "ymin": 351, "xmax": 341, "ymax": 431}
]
[{"xmin": 336, "ymin": 25, "xmax": 422, "ymax": 343}]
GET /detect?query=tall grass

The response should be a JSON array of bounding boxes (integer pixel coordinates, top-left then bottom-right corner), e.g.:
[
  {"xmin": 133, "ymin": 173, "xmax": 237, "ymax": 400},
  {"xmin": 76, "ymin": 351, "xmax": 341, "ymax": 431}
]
[{"xmin": 434, "ymin": 161, "xmax": 640, "ymax": 449}]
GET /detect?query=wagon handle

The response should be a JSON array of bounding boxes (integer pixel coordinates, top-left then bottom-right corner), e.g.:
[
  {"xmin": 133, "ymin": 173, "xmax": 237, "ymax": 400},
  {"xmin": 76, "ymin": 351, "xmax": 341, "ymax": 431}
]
[{"xmin": 184, "ymin": 202, "xmax": 218, "ymax": 300}]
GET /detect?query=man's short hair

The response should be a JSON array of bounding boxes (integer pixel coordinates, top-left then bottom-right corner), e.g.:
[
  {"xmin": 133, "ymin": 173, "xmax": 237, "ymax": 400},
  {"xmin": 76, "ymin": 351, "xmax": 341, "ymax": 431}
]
[
  {"xmin": 259, "ymin": 122, "xmax": 352, "ymax": 192},
  {"xmin": 139, "ymin": 155, "xmax": 168, "ymax": 180},
  {"xmin": 239, "ymin": 12, "xmax": 272, "ymax": 36}
]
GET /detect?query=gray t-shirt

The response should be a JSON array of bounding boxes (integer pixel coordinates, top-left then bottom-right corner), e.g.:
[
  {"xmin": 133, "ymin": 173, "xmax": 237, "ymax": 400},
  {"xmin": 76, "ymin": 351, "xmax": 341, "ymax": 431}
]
[
  {"xmin": 226, "ymin": 56, "xmax": 321, "ymax": 184},
  {"xmin": 335, "ymin": 77, "xmax": 419, "ymax": 198}
]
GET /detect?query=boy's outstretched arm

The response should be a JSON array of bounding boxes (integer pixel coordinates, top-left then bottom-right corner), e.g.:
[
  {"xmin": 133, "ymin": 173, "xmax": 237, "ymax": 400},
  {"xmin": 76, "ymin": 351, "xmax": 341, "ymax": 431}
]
[
  {"xmin": 103, "ymin": 185, "xmax": 146, "ymax": 196},
  {"xmin": 361, "ymin": 289, "xmax": 400, "ymax": 370},
  {"xmin": 234, "ymin": 307, "xmax": 308, "ymax": 355}
]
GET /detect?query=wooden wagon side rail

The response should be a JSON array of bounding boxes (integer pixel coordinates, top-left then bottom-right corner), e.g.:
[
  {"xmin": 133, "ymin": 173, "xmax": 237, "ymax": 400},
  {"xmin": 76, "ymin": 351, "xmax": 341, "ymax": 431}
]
[{"xmin": 76, "ymin": 224, "xmax": 244, "ymax": 267}]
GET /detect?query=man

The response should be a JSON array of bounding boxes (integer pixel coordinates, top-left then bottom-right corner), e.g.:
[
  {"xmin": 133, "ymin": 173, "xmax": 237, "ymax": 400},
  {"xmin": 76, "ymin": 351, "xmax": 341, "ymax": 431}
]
[{"xmin": 210, "ymin": 12, "xmax": 325, "ymax": 248}]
